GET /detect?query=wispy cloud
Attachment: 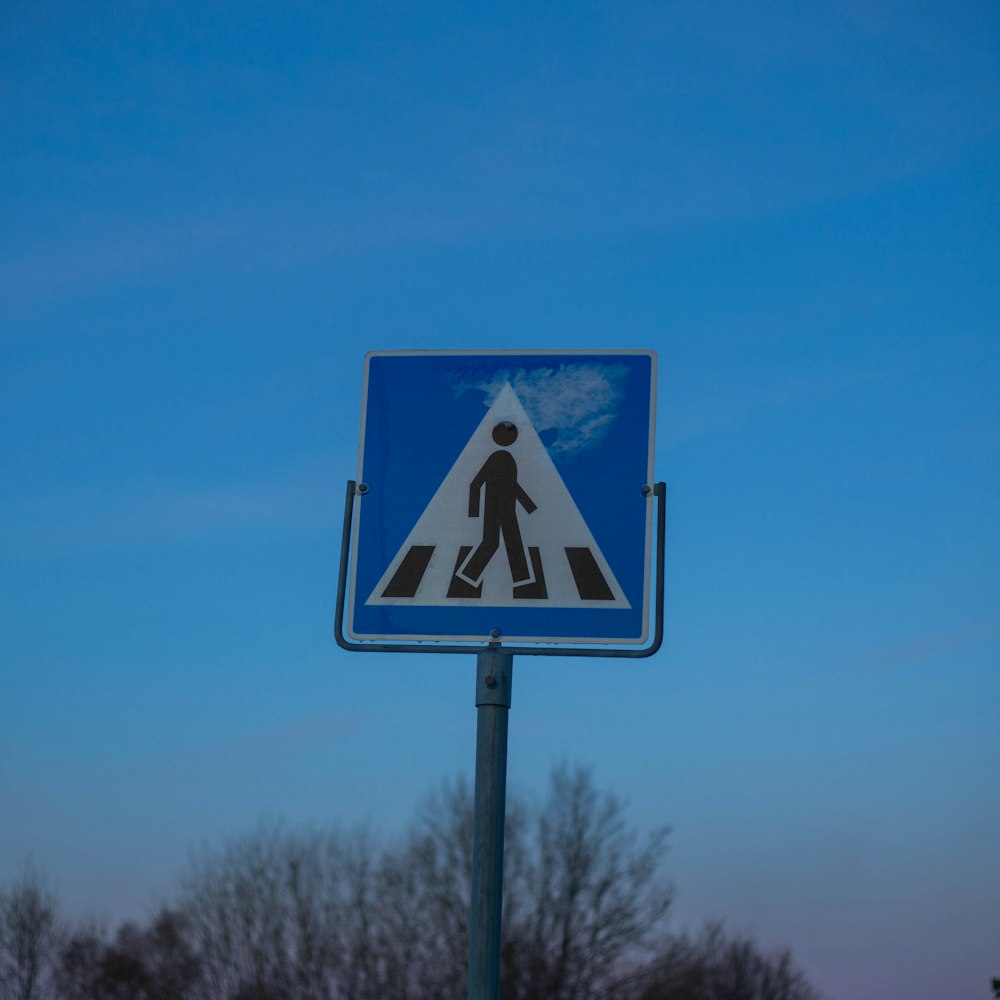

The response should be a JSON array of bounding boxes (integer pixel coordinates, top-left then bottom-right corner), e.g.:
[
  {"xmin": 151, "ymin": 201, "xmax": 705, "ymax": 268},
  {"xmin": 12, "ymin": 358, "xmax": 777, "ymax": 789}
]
[
  {"xmin": 664, "ymin": 366, "xmax": 887, "ymax": 447},
  {"xmin": 455, "ymin": 362, "xmax": 629, "ymax": 457},
  {"xmin": 146, "ymin": 712, "xmax": 360, "ymax": 785},
  {"xmin": 0, "ymin": 205, "xmax": 473, "ymax": 315},
  {"xmin": 812, "ymin": 614, "xmax": 1000, "ymax": 680},
  {"xmin": 0, "ymin": 458, "xmax": 338, "ymax": 554},
  {"xmin": 855, "ymin": 615, "xmax": 1000, "ymax": 673},
  {"xmin": 210, "ymin": 711, "xmax": 357, "ymax": 763}
]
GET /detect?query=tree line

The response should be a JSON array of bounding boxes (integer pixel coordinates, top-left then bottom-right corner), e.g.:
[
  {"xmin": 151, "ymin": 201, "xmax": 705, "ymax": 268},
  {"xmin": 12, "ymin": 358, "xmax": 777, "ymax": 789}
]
[{"xmin": 1, "ymin": 765, "xmax": 822, "ymax": 1000}]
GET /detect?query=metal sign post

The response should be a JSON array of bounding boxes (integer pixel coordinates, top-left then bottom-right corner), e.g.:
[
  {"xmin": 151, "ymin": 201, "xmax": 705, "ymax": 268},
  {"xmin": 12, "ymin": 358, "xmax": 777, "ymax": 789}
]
[
  {"xmin": 468, "ymin": 647, "xmax": 513, "ymax": 1000},
  {"xmin": 335, "ymin": 350, "xmax": 663, "ymax": 1000}
]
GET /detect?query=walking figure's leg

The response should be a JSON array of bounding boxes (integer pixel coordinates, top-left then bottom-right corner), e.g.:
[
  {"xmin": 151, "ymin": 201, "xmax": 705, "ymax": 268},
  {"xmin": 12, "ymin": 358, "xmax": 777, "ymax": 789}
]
[
  {"xmin": 459, "ymin": 516, "xmax": 500, "ymax": 585},
  {"xmin": 500, "ymin": 512, "xmax": 531, "ymax": 584}
]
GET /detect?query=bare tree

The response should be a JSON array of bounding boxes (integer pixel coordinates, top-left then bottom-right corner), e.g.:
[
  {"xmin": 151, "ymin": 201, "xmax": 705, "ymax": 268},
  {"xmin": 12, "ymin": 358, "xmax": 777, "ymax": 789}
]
[
  {"xmin": 381, "ymin": 777, "xmax": 475, "ymax": 999},
  {"xmin": 501, "ymin": 764, "xmax": 673, "ymax": 1000},
  {"xmin": 54, "ymin": 908, "xmax": 200, "ymax": 1000},
  {"xmin": 5, "ymin": 764, "xmax": 823, "ymax": 1000},
  {"xmin": 53, "ymin": 921, "xmax": 105, "ymax": 1000},
  {"xmin": 364, "ymin": 775, "xmax": 529, "ymax": 1000},
  {"xmin": 634, "ymin": 922, "xmax": 823, "ymax": 1000},
  {"xmin": 166, "ymin": 767, "xmax": 674, "ymax": 1000},
  {"xmin": 180, "ymin": 822, "xmax": 309, "ymax": 1000},
  {"xmin": 0, "ymin": 864, "xmax": 61, "ymax": 1000},
  {"xmin": 176, "ymin": 821, "xmax": 391, "ymax": 1000}
]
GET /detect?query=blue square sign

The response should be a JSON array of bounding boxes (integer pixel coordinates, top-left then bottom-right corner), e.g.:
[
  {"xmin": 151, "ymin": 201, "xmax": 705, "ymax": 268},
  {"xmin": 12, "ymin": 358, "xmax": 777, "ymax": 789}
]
[{"xmin": 347, "ymin": 350, "xmax": 657, "ymax": 644}]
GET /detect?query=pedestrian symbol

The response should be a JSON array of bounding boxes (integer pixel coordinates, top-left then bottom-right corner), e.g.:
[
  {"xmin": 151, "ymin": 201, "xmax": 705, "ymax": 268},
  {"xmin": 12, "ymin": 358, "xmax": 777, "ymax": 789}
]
[
  {"xmin": 457, "ymin": 419, "xmax": 537, "ymax": 588},
  {"xmin": 367, "ymin": 383, "xmax": 630, "ymax": 609}
]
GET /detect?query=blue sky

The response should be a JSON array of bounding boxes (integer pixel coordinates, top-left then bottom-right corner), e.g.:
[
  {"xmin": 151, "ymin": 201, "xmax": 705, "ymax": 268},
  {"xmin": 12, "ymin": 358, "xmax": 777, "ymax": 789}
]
[{"xmin": 1, "ymin": 2, "xmax": 998, "ymax": 997}]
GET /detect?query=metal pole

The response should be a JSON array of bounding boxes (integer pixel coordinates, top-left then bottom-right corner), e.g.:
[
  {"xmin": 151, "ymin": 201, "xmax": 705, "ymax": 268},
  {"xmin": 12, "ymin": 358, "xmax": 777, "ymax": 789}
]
[{"xmin": 467, "ymin": 646, "xmax": 513, "ymax": 1000}]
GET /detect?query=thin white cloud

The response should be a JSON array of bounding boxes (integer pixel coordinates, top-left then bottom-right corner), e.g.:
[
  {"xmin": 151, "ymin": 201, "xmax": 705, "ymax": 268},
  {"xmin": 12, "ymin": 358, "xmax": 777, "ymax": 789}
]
[
  {"xmin": 0, "ymin": 458, "xmax": 338, "ymax": 554},
  {"xmin": 209, "ymin": 711, "xmax": 357, "ymax": 763},
  {"xmin": 855, "ymin": 615, "xmax": 1000, "ymax": 673},
  {"xmin": 456, "ymin": 362, "xmax": 629, "ymax": 457},
  {"xmin": 664, "ymin": 366, "xmax": 887, "ymax": 447}
]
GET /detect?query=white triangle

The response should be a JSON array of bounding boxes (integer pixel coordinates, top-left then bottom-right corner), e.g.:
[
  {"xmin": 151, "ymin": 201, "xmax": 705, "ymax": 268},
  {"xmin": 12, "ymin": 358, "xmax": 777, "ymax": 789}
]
[{"xmin": 367, "ymin": 383, "xmax": 630, "ymax": 608}]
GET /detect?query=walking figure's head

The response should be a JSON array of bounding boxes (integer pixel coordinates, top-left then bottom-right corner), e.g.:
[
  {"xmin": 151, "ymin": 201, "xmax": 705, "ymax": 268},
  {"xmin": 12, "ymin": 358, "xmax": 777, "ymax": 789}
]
[{"xmin": 492, "ymin": 421, "xmax": 518, "ymax": 447}]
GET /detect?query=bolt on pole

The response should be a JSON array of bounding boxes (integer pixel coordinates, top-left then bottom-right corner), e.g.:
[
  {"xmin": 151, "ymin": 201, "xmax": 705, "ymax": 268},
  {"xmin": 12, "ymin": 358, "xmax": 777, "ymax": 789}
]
[{"xmin": 467, "ymin": 646, "xmax": 513, "ymax": 1000}]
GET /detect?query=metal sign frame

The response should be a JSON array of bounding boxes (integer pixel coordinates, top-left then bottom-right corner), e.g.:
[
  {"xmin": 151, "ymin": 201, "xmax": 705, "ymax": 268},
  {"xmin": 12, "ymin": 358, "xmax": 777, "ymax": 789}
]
[{"xmin": 335, "ymin": 478, "xmax": 666, "ymax": 658}]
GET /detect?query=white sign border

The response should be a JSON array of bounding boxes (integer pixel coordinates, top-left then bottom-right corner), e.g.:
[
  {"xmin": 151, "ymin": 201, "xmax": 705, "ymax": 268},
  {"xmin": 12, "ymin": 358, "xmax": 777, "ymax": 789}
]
[{"xmin": 346, "ymin": 349, "xmax": 657, "ymax": 645}]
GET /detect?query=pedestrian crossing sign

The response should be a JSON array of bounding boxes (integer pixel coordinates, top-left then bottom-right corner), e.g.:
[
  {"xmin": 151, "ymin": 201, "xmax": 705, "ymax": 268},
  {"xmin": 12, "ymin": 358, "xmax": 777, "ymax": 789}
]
[{"xmin": 346, "ymin": 350, "xmax": 657, "ymax": 644}]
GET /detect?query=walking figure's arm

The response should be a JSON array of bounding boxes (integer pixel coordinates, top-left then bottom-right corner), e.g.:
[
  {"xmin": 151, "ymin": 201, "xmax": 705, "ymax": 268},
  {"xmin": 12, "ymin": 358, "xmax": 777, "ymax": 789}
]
[
  {"xmin": 468, "ymin": 465, "xmax": 487, "ymax": 517},
  {"xmin": 515, "ymin": 483, "xmax": 537, "ymax": 514}
]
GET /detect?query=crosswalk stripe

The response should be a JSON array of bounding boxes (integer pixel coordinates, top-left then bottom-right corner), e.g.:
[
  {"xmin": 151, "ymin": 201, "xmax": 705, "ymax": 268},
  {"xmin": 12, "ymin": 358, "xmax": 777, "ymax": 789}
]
[
  {"xmin": 380, "ymin": 545, "xmax": 435, "ymax": 598},
  {"xmin": 565, "ymin": 547, "xmax": 615, "ymax": 600}
]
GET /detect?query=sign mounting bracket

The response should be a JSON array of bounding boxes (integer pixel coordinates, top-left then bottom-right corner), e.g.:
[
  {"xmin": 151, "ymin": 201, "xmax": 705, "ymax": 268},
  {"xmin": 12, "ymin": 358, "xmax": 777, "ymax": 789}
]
[{"xmin": 334, "ymin": 479, "xmax": 666, "ymax": 659}]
